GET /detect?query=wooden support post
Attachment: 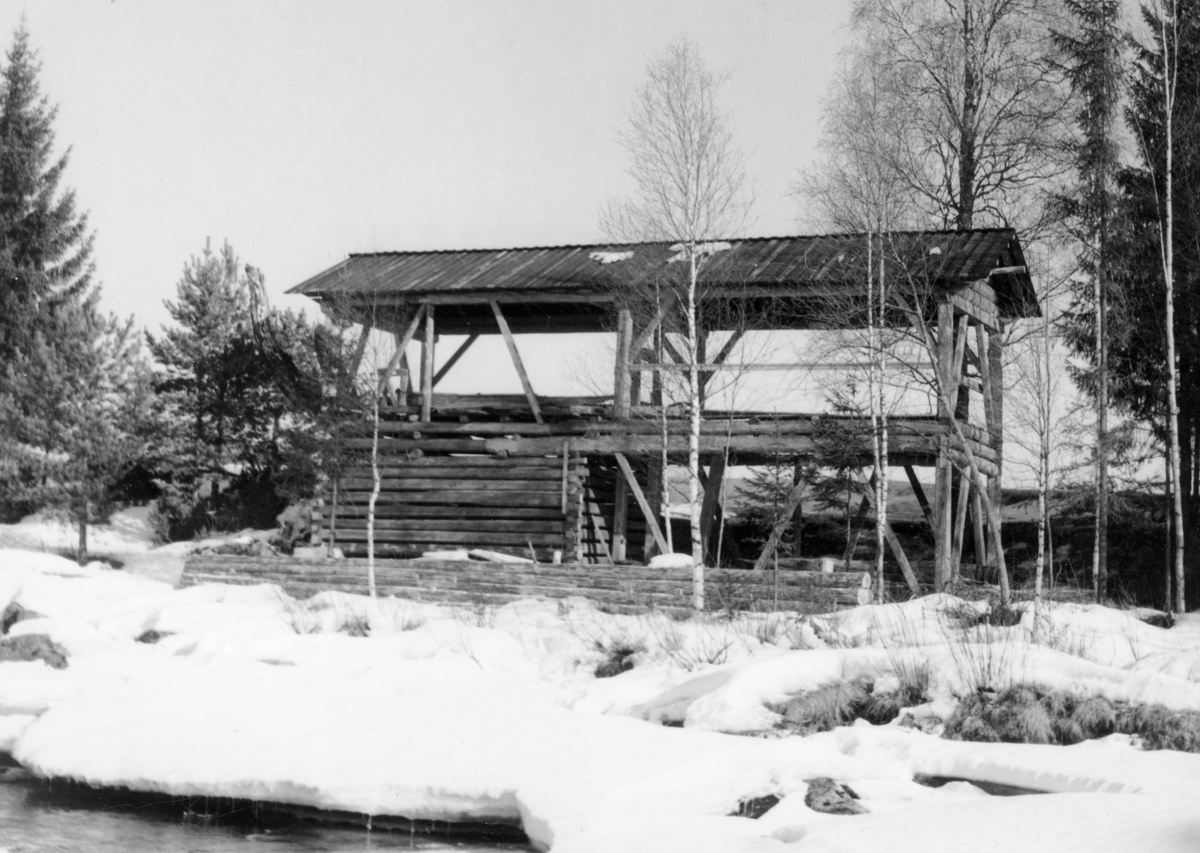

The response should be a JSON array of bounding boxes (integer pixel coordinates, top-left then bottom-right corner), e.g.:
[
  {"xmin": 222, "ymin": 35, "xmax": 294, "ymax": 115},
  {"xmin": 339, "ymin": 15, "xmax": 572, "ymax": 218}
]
[
  {"xmin": 420, "ymin": 305, "xmax": 435, "ymax": 422},
  {"xmin": 791, "ymin": 462, "xmax": 805, "ymax": 557},
  {"xmin": 612, "ymin": 465, "xmax": 629, "ymax": 562},
  {"xmin": 987, "ymin": 322, "xmax": 1004, "ymax": 569},
  {"xmin": 431, "ymin": 333, "xmax": 478, "ymax": 388},
  {"xmin": 699, "ymin": 455, "xmax": 726, "ymax": 561},
  {"xmin": 613, "ymin": 307, "xmax": 633, "ymax": 419},
  {"xmin": 971, "ymin": 480, "xmax": 988, "ymax": 580},
  {"xmin": 952, "ymin": 471, "xmax": 971, "ymax": 582},
  {"xmin": 397, "ymin": 353, "xmax": 410, "ymax": 406},
  {"xmin": 856, "ymin": 470, "xmax": 921, "ymax": 595},
  {"xmin": 614, "ymin": 452, "xmax": 670, "ymax": 557},
  {"xmin": 489, "ymin": 300, "xmax": 544, "ymax": 424},
  {"xmin": 934, "ymin": 300, "xmax": 955, "ymax": 590},
  {"xmin": 843, "ymin": 492, "xmax": 872, "ymax": 566},
  {"xmin": 378, "ymin": 306, "xmax": 425, "ymax": 397},
  {"xmin": 949, "ymin": 313, "xmax": 970, "ymax": 580},
  {"xmin": 976, "ymin": 322, "xmax": 1001, "ymax": 573}
]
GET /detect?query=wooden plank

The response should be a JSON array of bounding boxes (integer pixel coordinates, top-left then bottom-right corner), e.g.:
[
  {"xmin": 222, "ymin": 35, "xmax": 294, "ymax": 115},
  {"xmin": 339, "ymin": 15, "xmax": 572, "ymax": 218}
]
[
  {"xmin": 378, "ymin": 306, "xmax": 425, "ymax": 396},
  {"xmin": 614, "ymin": 452, "xmax": 670, "ymax": 556},
  {"xmin": 490, "ymin": 299, "xmax": 544, "ymax": 424},
  {"xmin": 431, "ymin": 333, "xmax": 478, "ymax": 388}
]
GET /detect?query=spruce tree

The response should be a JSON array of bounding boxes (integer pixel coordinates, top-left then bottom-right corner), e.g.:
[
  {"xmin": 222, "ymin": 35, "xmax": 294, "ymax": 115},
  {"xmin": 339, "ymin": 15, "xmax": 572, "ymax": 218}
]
[
  {"xmin": 1053, "ymin": 0, "xmax": 1125, "ymax": 600},
  {"xmin": 0, "ymin": 23, "xmax": 93, "ymax": 369},
  {"xmin": 1, "ymin": 297, "xmax": 154, "ymax": 558}
]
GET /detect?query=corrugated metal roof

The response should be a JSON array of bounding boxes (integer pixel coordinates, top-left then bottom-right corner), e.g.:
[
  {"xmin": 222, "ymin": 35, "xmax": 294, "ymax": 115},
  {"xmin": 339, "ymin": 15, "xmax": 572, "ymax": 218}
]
[{"xmin": 289, "ymin": 229, "xmax": 1036, "ymax": 317}]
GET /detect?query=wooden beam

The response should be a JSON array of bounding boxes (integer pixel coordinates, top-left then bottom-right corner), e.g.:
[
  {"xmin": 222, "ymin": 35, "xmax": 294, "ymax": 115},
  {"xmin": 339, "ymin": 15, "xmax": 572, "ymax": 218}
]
[
  {"xmin": 629, "ymin": 306, "xmax": 665, "ymax": 357},
  {"xmin": 971, "ymin": 481, "xmax": 988, "ymax": 579},
  {"xmin": 856, "ymin": 470, "xmax": 921, "ymax": 595},
  {"xmin": 952, "ymin": 470, "xmax": 971, "ymax": 580},
  {"xmin": 614, "ymin": 452, "xmax": 670, "ymax": 557},
  {"xmin": 699, "ymin": 455, "xmax": 726, "ymax": 560},
  {"xmin": 934, "ymin": 300, "xmax": 955, "ymax": 590},
  {"xmin": 752, "ymin": 478, "xmax": 807, "ymax": 572},
  {"xmin": 950, "ymin": 313, "xmax": 969, "ymax": 412},
  {"xmin": 711, "ymin": 329, "xmax": 746, "ymax": 367},
  {"xmin": 613, "ymin": 307, "xmax": 633, "ymax": 419},
  {"xmin": 431, "ymin": 333, "xmax": 478, "ymax": 388},
  {"xmin": 904, "ymin": 465, "xmax": 936, "ymax": 531},
  {"xmin": 489, "ymin": 299, "xmax": 544, "ymax": 424},
  {"xmin": 377, "ymin": 306, "xmax": 425, "ymax": 397},
  {"xmin": 612, "ymin": 471, "xmax": 629, "ymax": 562},
  {"xmin": 842, "ymin": 491, "xmax": 872, "ymax": 566},
  {"xmin": 661, "ymin": 334, "xmax": 686, "ymax": 365},
  {"xmin": 421, "ymin": 305, "xmax": 436, "ymax": 422}
]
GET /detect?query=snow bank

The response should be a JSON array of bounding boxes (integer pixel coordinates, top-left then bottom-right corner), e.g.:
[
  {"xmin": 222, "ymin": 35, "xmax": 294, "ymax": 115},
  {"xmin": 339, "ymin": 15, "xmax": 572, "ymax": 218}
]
[{"xmin": 2, "ymin": 550, "xmax": 1200, "ymax": 852}]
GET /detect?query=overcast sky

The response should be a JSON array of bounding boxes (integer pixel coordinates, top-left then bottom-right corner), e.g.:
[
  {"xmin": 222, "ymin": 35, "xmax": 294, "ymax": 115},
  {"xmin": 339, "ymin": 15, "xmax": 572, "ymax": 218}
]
[{"xmin": 5, "ymin": 0, "xmax": 850, "ymax": 333}]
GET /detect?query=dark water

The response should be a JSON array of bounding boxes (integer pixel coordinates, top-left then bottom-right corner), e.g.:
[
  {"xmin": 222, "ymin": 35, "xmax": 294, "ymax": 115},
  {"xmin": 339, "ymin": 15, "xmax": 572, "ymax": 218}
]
[{"xmin": 0, "ymin": 768, "xmax": 533, "ymax": 853}]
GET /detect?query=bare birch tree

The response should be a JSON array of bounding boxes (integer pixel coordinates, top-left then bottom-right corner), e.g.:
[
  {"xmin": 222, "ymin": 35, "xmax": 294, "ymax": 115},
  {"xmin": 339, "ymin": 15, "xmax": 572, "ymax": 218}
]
[{"xmin": 602, "ymin": 37, "xmax": 750, "ymax": 610}]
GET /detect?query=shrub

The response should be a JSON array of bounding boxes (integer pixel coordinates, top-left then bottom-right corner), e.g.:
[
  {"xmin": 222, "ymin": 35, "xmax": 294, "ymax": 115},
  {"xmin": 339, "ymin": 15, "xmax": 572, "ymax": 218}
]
[{"xmin": 776, "ymin": 679, "xmax": 872, "ymax": 735}]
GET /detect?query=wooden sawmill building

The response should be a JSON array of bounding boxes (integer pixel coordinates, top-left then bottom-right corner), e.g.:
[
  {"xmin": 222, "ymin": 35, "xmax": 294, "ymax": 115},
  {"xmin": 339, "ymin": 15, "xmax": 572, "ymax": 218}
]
[{"xmin": 217, "ymin": 228, "xmax": 1040, "ymax": 607}]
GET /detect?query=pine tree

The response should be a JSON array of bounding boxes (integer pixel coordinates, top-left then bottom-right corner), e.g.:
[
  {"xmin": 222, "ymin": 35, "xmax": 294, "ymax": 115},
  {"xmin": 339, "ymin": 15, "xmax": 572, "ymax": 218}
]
[
  {"xmin": 0, "ymin": 23, "xmax": 93, "ymax": 370},
  {"xmin": 148, "ymin": 240, "xmax": 319, "ymax": 536},
  {"xmin": 0, "ymin": 297, "xmax": 153, "ymax": 558}
]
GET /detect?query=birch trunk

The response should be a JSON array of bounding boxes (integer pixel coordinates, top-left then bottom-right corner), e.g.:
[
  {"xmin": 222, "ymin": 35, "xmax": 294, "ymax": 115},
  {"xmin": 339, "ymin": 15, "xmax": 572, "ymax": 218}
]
[
  {"xmin": 687, "ymin": 250, "xmax": 704, "ymax": 610},
  {"xmin": 366, "ymin": 391, "xmax": 380, "ymax": 600},
  {"xmin": 1162, "ymin": 5, "xmax": 1185, "ymax": 613}
]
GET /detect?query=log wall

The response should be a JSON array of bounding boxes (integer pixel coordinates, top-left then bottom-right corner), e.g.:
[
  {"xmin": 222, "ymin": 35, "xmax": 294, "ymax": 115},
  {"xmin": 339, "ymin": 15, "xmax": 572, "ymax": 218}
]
[
  {"xmin": 181, "ymin": 556, "xmax": 879, "ymax": 613},
  {"xmin": 322, "ymin": 453, "xmax": 586, "ymax": 561}
]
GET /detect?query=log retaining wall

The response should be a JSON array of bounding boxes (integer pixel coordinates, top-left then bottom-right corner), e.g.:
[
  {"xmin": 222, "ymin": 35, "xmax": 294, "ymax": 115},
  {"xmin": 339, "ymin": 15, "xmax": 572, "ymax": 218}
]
[{"xmin": 181, "ymin": 555, "xmax": 884, "ymax": 613}]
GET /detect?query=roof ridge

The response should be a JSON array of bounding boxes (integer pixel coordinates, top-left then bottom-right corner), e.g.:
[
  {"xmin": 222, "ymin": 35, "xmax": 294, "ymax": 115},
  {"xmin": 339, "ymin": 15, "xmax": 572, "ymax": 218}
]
[{"xmin": 345, "ymin": 228, "xmax": 1018, "ymax": 258}]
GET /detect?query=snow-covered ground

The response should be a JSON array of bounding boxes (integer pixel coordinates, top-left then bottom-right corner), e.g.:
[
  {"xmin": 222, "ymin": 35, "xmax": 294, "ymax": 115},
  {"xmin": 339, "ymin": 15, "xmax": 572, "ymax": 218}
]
[{"xmin": 1, "ymin": 541, "xmax": 1200, "ymax": 852}]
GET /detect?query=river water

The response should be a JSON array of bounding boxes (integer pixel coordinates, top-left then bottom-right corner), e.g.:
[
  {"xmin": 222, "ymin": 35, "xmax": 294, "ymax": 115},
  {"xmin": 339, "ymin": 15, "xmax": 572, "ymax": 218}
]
[{"xmin": 0, "ymin": 768, "xmax": 532, "ymax": 853}]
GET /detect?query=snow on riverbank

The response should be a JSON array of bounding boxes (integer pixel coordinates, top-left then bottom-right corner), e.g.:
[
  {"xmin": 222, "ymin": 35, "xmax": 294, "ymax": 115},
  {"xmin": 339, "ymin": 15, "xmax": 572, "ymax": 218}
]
[{"xmin": 1, "ymin": 548, "xmax": 1200, "ymax": 851}]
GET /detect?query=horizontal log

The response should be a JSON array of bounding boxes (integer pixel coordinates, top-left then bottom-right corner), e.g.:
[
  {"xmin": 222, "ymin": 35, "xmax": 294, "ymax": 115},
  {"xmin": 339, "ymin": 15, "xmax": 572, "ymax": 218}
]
[
  {"xmin": 333, "ymin": 490, "xmax": 564, "ymax": 507},
  {"xmin": 337, "ymin": 466, "xmax": 572, "ymax": 481},
  {"xmin": 336, "ymin": 458, "xmax": 568, "ymax": 470},
  {"xmin": 332, "ymin": 518, "xmax": 565, "ymax": 534},
  {"xmin": 323, "ymin": 505, "xmax": 565, "ymax": 521},
  {"xmin": 338, "ymin": 478, "xmax": 565, "ymax": 493},
  {"xmin": 333, "ymin": 530, "xmax": 567, "ymax": 547}
]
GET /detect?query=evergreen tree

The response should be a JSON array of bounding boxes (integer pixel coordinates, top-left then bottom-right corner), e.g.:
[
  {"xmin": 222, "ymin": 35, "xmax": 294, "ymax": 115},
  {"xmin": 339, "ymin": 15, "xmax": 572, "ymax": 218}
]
[
  {"xmin": 1053, "ymin": 0, "xmax": 1126, "ymax": 600},
  {"xmin": 148, "ymin": 240, "xmax": 319, "ymax": 536},
  {"xmin": 0, "ymin": 296, "xmax": 153, "ymax": 558},
  {"xmin": 0, "ymin": 23, "xmax": 93, "ymax": 370},
  {"xmin": 1089, "ymin": 0, "xmax": 1200, "ymax": 608}
]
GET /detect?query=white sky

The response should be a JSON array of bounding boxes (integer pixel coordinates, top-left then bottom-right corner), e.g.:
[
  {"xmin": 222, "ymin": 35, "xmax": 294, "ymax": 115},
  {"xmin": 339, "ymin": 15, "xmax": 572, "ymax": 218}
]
[{"xmin": 5, "ymin": 0, "xmax": 851, "ymax": 334}]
